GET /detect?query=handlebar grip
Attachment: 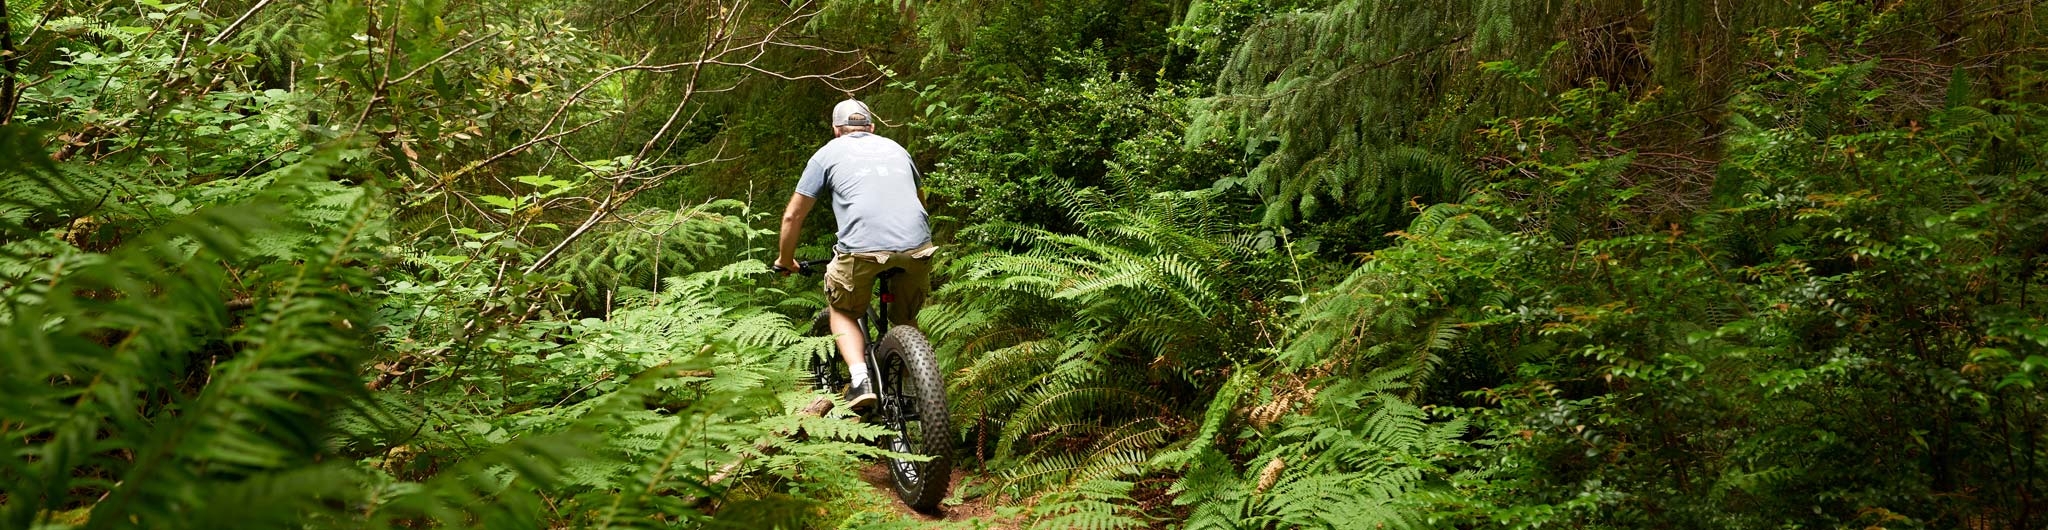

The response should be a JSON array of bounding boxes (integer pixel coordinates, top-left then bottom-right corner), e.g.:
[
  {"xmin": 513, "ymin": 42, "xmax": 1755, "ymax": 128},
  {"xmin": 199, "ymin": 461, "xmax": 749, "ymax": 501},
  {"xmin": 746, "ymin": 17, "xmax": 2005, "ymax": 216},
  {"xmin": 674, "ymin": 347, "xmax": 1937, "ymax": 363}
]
[{"xmin": 777, "ymin": 258, "xmax": 833, "ymax": 275}]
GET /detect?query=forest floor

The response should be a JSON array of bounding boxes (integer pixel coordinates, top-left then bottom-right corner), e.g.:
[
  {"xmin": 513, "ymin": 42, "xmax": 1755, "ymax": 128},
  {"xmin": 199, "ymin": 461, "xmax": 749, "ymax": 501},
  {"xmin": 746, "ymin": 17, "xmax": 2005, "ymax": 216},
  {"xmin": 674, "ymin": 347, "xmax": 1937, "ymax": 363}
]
[{"xmin": 858, "ymin": 463, "xmax": 1017, "ymax": 528}]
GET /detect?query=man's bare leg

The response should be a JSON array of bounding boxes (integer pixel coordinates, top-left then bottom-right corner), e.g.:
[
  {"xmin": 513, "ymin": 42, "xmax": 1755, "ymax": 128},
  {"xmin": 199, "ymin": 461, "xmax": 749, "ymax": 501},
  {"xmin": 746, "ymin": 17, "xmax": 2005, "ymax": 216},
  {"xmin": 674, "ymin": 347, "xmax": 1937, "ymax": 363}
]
[
  {"xmin": 828, "ymin": 306, "xmax": 866, "ymax": 369},
  {"xmin": 828, "ymin": 306, "xmax": 877, "ymax": 409}
]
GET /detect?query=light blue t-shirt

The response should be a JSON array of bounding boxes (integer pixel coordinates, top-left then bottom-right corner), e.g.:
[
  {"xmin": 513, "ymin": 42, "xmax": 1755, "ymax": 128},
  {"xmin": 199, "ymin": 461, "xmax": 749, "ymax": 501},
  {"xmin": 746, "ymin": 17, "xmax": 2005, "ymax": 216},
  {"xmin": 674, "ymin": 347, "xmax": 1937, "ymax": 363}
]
[{"xmin": 794, "ymin": 132, "xmax": 930, "ymax": 253}]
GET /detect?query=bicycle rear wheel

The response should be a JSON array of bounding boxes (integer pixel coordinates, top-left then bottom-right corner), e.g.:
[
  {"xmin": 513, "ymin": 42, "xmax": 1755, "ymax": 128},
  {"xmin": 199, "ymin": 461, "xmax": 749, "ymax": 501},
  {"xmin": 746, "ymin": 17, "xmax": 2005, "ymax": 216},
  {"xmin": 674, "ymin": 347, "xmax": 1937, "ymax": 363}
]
[{"xmin": 875, "ymin": 325, "xmax": 952, "ymax": 512}]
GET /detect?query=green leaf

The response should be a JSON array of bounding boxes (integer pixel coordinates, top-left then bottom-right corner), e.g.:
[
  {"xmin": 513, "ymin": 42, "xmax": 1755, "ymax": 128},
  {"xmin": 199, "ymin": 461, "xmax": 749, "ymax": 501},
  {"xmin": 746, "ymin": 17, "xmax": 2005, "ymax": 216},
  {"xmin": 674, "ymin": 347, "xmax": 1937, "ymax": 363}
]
[{"xmin": 479, "ymin": 194, "xmax": 521, "ymax": 210}]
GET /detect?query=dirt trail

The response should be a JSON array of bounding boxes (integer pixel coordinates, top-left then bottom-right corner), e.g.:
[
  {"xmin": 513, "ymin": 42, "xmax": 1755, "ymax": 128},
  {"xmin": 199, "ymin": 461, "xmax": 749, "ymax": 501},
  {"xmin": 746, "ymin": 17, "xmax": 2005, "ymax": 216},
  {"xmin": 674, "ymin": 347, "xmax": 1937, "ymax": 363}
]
[{"xmin": 859, "ymin": 463, "xmax": 1018, "ymax": 528}]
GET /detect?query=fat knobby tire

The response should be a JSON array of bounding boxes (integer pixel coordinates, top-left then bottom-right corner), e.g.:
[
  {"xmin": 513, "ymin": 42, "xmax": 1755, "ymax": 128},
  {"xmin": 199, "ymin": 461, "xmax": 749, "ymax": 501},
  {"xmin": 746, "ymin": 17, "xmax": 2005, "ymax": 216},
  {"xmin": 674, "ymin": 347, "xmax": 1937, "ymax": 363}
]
[{"xmin": 878, "ymin": 324, "xmax": 952, "ymax": 512}]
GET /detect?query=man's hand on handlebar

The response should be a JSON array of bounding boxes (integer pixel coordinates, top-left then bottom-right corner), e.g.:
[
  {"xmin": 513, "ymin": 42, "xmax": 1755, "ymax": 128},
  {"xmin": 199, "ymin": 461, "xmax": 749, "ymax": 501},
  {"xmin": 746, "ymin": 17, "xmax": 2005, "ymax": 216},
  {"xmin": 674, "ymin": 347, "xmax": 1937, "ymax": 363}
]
[{"xmin": 776, "ymin": 256, "xmax": 831, "ymax": 276}]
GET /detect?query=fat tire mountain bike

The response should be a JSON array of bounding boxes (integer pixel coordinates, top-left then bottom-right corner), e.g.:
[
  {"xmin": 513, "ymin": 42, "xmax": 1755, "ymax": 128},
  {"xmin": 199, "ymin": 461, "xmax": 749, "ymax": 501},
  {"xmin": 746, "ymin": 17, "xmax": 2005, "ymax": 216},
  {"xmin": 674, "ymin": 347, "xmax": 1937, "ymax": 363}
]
[{"xmin": 785, "ymin": 258, "xmax": 952, "ymax": 512}]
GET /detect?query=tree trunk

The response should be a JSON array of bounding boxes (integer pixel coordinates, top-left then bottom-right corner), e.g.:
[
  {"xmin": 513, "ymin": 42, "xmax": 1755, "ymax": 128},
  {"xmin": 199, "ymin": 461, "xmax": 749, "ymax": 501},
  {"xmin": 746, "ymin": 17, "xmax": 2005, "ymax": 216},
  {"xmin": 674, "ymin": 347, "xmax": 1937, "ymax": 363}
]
[{"xmin": 1, "ymin": 0, "xmax": 18, "ymax": 124}]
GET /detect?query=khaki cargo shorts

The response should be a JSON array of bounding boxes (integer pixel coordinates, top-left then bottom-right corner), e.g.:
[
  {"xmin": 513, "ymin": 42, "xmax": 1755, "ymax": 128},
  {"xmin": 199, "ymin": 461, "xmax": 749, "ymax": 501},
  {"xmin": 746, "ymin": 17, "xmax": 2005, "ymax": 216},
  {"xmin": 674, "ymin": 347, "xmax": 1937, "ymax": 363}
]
[{"xmin": 824, "ymin": 243, "xmax": 937, "ymax": 326}]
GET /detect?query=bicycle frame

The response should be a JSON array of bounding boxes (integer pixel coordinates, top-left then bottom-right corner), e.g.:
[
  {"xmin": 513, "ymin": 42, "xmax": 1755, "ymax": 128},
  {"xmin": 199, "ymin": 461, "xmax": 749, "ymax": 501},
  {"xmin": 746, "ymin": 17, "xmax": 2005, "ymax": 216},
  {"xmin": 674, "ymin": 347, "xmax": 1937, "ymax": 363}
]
[
  {"xmin": 863, "ymin": 269, "xmax": 902, "ymax": 349},
  {"xmin": 854, "ymin": 270, "xmax": 904, "ymax": 405},
  {"xmin": 787, "ymin": 257, "xmax": 950, "ymax": 510},
  {"xmin": 794, "ymin": 258, "xmax": 905, "ymax": 404}
]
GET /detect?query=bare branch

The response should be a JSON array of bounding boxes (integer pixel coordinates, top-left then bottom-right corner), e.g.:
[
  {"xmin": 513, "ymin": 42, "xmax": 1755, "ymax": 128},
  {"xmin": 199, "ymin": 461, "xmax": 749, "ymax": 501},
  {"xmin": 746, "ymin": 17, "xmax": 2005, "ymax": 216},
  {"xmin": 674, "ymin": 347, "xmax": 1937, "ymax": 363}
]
[
  {"xmin": 525, "ymin": 194, "xmax": 613, "ymax": 275},
  {"xmin": 632, "ymin": 0, "xmax": 741, "ymax": 164},
  {"xmin": 441, "ymin": 116, "xmax": 610, "ymax": 184},
  {"xmin": 207, "ymin": 0, "xmax": 272, "ymax": 46},
  {"xmin": 388, "ymin": 30, "xmax": 503, "ymax": 86}
]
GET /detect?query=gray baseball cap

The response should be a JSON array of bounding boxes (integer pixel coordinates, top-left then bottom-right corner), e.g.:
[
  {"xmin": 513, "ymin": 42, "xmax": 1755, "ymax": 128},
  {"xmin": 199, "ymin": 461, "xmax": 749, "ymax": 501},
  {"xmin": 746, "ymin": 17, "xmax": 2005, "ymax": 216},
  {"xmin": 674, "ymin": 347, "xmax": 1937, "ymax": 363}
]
[{"xmin": 832, "ymin": 99, "xmax": 874, "ymax": 127}]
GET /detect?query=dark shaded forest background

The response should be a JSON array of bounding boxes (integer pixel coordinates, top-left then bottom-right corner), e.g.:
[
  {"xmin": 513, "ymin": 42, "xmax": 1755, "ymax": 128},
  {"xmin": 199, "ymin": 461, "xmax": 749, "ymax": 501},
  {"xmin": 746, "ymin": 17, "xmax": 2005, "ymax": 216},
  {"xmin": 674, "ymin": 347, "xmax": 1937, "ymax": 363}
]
[{"xmin": 3, "ymin": 0, "xmax": 2047, "ymax": 528}]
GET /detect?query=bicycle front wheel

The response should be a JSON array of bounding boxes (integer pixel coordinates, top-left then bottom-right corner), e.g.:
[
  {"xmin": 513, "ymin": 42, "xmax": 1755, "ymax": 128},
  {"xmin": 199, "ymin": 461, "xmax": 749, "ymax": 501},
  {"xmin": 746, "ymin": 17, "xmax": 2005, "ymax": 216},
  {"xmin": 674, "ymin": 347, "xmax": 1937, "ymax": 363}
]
[
  {"xmin": 806, "ymin": 310, "xmax": 843, "ymax": 390},
  {"xmin": 875, "ymin": 324, "xmax": 952, "ymax": 512},
  {"xmin": 807, "ymin": 307, "xmax": 879, "ymax": 391}
]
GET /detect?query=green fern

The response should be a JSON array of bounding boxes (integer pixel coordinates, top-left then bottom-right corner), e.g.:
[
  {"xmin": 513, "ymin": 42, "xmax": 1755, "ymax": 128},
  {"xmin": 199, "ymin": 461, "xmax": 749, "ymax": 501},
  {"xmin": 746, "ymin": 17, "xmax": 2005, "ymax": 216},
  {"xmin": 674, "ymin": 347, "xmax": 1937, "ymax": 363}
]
[
  {"xmin": 0, "ymin": 138, "xmax": 386, "ymax": 529},
  {"xmin": 928, "ymin": 180, "xmax": 1302, "ymax": 522},
  {"xmin": 1173, "ymin": 375, "xmax": 1464, "ymax": 530}
]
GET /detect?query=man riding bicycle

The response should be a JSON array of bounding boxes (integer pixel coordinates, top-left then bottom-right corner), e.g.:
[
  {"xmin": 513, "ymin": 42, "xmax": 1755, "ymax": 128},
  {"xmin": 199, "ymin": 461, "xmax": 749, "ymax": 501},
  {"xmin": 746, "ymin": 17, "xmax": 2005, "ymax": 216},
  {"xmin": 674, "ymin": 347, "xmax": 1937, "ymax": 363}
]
[{"xmin": 775, "ymin": 98, "xmax": 934, "ymax": 412}]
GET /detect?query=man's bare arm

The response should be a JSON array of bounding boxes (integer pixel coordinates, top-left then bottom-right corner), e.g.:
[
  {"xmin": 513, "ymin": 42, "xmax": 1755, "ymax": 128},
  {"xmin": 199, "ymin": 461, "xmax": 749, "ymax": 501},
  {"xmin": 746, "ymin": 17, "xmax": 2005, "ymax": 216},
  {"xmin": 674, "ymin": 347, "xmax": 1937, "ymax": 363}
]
[{"xmin": 776, "ymin": 192, "xmax": 817, "ymax": 273}]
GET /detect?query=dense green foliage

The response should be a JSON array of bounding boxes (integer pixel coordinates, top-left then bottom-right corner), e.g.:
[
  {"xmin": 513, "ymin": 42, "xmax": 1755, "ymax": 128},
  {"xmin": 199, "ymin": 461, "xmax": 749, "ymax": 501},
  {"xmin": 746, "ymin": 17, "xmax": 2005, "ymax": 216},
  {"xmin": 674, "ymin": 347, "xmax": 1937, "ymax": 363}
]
[{"xmin": 4, "ymin": 0, "xmax": 2046, "ymax": 528}]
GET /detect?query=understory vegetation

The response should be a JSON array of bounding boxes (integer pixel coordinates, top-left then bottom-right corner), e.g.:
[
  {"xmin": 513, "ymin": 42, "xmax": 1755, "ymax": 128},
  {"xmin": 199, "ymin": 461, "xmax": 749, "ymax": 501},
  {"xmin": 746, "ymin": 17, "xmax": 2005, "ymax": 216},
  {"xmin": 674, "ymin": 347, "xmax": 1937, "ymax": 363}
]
[{"xmin": 3, "ymin": 0, "xmax": 2046, "ymax": 528}]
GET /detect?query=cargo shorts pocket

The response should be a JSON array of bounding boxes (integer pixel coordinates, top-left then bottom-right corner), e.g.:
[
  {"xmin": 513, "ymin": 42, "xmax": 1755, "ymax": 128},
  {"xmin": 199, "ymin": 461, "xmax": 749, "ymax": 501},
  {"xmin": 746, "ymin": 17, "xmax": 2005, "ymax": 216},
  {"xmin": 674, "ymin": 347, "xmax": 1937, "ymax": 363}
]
[{"xmin": 823, "ymin": 254, "xmax": 874, "ymax": 314}]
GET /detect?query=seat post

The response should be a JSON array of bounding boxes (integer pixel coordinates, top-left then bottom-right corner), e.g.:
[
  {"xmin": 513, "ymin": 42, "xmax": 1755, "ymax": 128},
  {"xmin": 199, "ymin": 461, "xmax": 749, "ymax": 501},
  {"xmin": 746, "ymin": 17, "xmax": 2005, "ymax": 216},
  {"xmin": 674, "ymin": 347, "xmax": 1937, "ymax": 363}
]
[
  {"xmin": 876, "ymin": 278, "xmax": 888, "ymax": 340},
  {"xmin": 875, "ymin": 267, "xmax": 901, "ymax": 336}
]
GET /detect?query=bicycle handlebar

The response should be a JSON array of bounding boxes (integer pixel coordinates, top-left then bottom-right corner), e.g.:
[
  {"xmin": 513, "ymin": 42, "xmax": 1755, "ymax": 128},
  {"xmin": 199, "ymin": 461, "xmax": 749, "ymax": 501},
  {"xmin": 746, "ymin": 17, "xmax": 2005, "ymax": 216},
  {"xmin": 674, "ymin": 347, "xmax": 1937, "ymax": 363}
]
[{"xmin": 776, "ymin": 258, "xmax": 832, "ymax": 275}]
